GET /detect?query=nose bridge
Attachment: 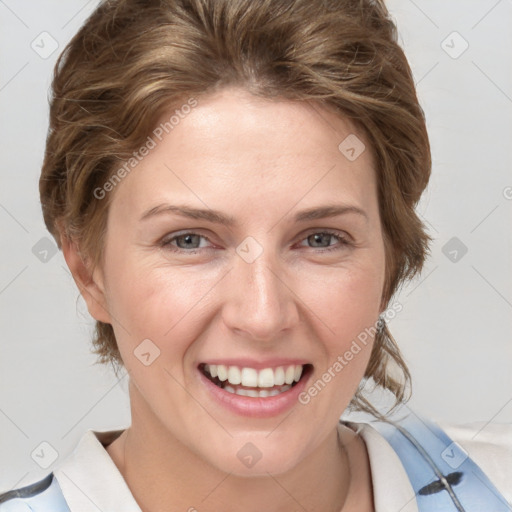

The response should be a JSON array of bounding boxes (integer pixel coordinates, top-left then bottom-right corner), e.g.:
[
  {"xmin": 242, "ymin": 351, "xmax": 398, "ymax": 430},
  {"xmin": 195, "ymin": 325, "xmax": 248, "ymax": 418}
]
[{"xmin": 223, "ymin": 236, "xmax": 297, "ymax": 340}]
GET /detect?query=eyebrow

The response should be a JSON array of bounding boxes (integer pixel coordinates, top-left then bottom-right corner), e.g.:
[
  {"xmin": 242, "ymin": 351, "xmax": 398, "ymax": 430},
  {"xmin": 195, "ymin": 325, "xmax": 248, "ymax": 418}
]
[{"xmin": 139, "ymin": 203, "xmax": 369, "ymax": 225}]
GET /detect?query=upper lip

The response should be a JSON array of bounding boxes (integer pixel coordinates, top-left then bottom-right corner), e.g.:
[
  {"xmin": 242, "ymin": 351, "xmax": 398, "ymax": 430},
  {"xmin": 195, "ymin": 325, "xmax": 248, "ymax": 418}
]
[{"xmin": 199, "ymin": 359, "xmax": 311, "ymax": 370}]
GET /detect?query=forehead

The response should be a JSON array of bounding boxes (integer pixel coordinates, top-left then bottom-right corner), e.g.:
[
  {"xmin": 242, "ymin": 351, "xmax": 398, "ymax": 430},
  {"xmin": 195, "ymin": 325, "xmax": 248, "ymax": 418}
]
[
  {"xmin": 158, "ymin": 86, "xmax": 372, "ymax": 163},
  {"xmin": 109, "ymin": 86, "xmax": 378, "ymax": 220}
]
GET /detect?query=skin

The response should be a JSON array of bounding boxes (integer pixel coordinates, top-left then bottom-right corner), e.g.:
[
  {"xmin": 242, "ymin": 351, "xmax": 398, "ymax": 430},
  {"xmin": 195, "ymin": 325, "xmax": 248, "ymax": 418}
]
[{"xmin": 62, "ymin": 85, "xmax": 385, "ymax": 511}]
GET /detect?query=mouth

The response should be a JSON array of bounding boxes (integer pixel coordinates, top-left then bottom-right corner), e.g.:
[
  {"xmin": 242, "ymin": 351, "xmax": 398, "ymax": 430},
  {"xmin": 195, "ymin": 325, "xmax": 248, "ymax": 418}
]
[{"xmin": 198, "ymin": 363, "xmax": 313, "ymax": 398}]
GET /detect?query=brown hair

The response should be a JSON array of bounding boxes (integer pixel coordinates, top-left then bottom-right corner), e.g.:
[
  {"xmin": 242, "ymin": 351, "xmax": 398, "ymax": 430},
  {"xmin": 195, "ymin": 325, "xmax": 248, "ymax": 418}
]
[{"xmin": 40, "ymin": 0, "xmax": 432, "ymax": 416}]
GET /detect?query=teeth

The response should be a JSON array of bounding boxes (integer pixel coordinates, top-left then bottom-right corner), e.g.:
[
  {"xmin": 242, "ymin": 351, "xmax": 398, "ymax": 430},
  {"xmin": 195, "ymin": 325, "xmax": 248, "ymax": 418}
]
[
  {"xmin": 285, "ymin": 366, "xmax": 295, "ymax": 385},
  {"xmin": 223, "ymin": 384, "xmax": 292, "ymax": 397},
  {"xmin": 217, "ymin": 364, "xmax": 228, "ymax": 381},
  {"xmin": 258, "ymin": 368, "xmax": 275, "ymax": 388},
  {"xmin": 204, "ymin": 364, "xmax": 305, "ymax": 388},
  {"xmin": 227, "ymin": 366, "xmax": 241, "ymax": 385},
  {"xmin": 274, "ymin": 367, "xmax": 285, "ymax": 385},
  {"xmin": 241, "ymin": 367, "xmax": 258, "ymax": 387}
]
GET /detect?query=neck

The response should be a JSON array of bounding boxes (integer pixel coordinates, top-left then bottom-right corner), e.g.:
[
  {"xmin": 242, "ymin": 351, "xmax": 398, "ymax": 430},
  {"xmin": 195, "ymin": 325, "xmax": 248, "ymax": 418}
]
[{"xmin": 106, "ymin": 386, "xmax": 372, "ymax": 512}]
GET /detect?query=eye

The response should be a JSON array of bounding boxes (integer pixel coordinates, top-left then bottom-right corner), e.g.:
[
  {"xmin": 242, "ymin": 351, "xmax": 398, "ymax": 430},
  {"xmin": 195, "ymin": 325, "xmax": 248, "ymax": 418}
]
[
  {"xmin": 299, "ymin": 230, "xmax": 352, "ymax": 252},
  {"xmin": 160, "ymin": 232, "xmax": 212, "ymax": 253},
  {"xmin": 160, "ymin": 230, "xmax": 352, "ymax": 254}
]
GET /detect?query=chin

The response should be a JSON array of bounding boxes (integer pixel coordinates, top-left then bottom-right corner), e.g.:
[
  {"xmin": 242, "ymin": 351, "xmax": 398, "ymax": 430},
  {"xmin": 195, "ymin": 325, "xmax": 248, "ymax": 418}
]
[{"xmin": 198, "ymin": 435, "xmax": 310, "ymax": 477}]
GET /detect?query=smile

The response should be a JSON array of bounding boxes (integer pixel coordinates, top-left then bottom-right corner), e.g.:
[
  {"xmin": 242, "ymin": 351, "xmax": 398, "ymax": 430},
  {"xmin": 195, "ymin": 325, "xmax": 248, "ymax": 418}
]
[{"xmin": 199, "ymin": 363, "xmax": 312, "ymax": 398}]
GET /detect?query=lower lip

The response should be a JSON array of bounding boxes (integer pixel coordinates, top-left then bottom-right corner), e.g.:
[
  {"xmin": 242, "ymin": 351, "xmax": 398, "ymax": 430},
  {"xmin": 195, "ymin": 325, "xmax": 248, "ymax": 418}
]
[{"xmin": 198, "ymin": 368, "xmax": 311, "ymax": 418}]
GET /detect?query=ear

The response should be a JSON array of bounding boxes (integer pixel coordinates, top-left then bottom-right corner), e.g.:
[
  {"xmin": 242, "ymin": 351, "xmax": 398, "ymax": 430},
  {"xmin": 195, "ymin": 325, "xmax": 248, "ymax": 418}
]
[{"xmin": 60, "ymin": 233, "xmax": 112, "ymax": 324}]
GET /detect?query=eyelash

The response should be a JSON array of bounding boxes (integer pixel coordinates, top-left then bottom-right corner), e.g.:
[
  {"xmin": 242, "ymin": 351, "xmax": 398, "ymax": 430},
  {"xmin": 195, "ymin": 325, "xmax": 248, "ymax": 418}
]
[{"xmin": 159, "ymin": 230, "xmax": 352, "ymax": 254}]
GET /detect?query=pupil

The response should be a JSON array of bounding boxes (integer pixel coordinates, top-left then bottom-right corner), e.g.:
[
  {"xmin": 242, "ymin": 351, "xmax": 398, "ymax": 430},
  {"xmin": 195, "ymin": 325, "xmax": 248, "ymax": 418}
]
[
  {"xmin": 179, "ymin": 234, "xmax": 198, "ymax": 248},
  {"xmin": 312, "ymin": 233, "xmax": 329, "ymax": 247}
]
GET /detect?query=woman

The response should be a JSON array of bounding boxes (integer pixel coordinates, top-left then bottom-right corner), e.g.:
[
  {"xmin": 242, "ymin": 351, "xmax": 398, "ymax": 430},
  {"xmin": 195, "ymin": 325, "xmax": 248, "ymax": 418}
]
[{"xmin": 1, "ymin": 0, "xmax": 510, "ymax": 511}]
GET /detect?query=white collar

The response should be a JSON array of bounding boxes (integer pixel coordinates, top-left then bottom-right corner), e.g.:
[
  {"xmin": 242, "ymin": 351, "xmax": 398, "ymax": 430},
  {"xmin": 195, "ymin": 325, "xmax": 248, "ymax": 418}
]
[
  {"xmin": 53, "ymin": 429, "xmax": 142, "ymax": 511},
  {"xmin": 53, "ymin": 422, "xmax": 418, "ymax": 512},
  {"xmin": 347, "ymin": 421, "xmax": 419, "ymax": 512}
]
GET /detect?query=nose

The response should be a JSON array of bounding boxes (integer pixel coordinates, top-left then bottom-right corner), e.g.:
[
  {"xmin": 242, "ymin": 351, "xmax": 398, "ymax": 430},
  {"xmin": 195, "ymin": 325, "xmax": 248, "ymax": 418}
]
[{"xmin": 221, "ymin": 244, "xmax": 300, "ymax": 342}]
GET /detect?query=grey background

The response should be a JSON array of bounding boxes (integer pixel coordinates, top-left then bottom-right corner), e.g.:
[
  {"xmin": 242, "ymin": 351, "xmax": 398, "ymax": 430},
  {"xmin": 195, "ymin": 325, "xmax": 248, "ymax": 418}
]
[{"xmin": 1, "ymin": 0, "xmax": 511, "ymax": 491}]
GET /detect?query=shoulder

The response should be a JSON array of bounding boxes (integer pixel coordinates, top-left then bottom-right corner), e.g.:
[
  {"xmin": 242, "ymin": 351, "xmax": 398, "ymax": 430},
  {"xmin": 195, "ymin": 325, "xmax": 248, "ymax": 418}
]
[
  {"xmin": 0, "ymin": 472, "xmax": 70, "ymax": 511},
  {"xmin": 437, "ymin": 420, "xmax": 512, "ymax": 504},
  {"xmin": 349, "ymin": 411, "xmax": 512, "ymax": 508}
]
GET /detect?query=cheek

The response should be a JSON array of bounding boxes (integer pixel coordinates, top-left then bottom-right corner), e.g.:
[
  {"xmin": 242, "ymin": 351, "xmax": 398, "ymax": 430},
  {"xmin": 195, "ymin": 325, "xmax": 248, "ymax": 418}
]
[
  {"xmin": 294, "ymin": 265, "xmax": 383, "ymax": 415},
  {"xmin": 103, "ymin": 254, "xmax": 226, "ymax": 371},
  {"xmin": 103, "ymin": 255, "xmax": 192, "ymax": 335},
  {"xmin": 304, "ymin": 261, "xmax": 384, "ymax": 336},
  {"xmin": 302, "ymin": 260, "xmax": 383, "ymax": 387}
]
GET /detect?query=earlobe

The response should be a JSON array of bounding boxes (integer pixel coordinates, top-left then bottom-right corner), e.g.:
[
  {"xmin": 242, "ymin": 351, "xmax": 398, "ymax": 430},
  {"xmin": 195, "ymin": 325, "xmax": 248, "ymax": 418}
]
[{"xmin": 60, "ymin": 234, "xmax": 112, "ymax": 325}]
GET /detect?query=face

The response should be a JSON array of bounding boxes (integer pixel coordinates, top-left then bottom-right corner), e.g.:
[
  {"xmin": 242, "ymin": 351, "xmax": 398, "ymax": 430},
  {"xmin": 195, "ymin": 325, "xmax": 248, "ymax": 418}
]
[{"xmin": 86, "ymin": 86, "xmax": 386, "ymax": 476}]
